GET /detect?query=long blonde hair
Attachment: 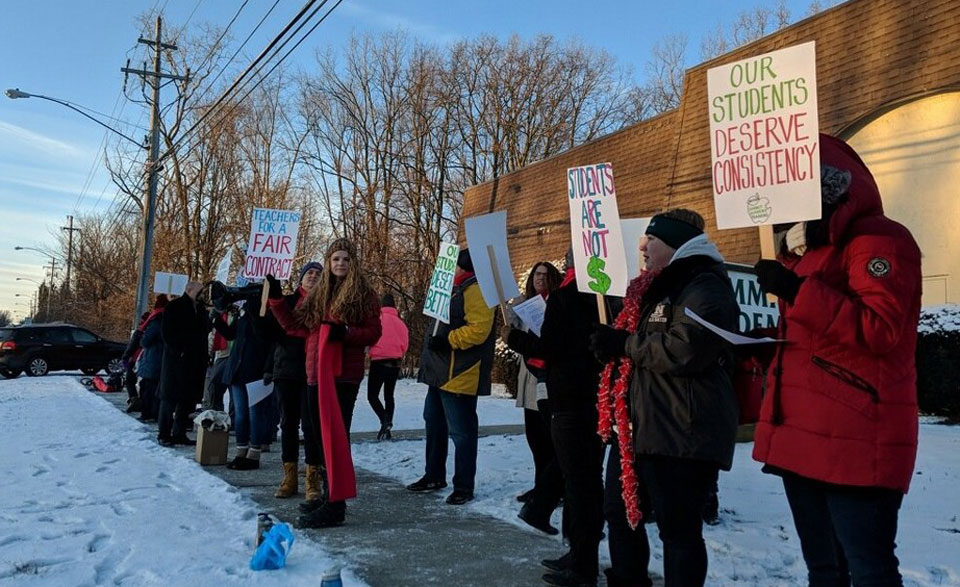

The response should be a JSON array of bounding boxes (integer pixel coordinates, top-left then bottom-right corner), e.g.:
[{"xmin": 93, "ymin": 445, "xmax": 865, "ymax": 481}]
[{"xmin": 295, "ymin": 238, "xmax": 377, "ymax": 329}]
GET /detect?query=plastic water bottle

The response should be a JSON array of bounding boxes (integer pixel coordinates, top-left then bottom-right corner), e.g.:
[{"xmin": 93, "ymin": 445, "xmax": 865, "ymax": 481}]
[
  {"xmin": 320, "ymin": 565, "xmax": 343, "ymax": 587},
  {"xmin": 256, "ymin": 513, "xmax": 274, "ymax": 547}
]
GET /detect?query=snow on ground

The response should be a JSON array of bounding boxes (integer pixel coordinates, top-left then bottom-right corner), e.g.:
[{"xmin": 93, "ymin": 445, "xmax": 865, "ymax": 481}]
[
  {"xmin": 353, "ymin": 395, "xmax": 960, "ymax": 586},
  {"xmin": 0, "ymin": 376, "xmax": 365, "ymax": 586},
  {"xmin": 919, "ymin": 304, "xmax": 960, "ymax": 334}
]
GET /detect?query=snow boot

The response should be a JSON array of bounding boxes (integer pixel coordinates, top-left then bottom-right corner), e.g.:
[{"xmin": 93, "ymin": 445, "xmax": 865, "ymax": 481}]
[{"xmin": 275, "ymin": 462, "xmax": 298, "ymax": 498}]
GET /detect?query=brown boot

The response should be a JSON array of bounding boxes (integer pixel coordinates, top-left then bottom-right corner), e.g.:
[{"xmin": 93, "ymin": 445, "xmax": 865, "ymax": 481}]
[
  {"xmin": 274, "ymin": 462, "xmax": 298, "ymax": 498},
  {"xmin": 304, "ymin": 464, "xmax": 324, "ymax": 502}
]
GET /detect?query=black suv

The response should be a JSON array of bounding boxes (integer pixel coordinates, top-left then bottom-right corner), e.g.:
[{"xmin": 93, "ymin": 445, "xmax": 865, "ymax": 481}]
[{"xmin": 0, "ymin": 324, "xmax": 126, "ymax": 379}]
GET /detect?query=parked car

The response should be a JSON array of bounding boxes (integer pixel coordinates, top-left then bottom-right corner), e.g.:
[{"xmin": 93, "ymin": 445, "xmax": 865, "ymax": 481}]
[{"xmin": 0, "ymin": 324, "xmax": 126, "ymax": 378}]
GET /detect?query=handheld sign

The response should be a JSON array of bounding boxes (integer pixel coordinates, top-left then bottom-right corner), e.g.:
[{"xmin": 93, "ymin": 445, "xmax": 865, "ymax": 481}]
[
  {"xmin": 214, "ymin": 250, "xmax": 231, "ymax": 284},
  {"xmin": 153, "ymin": 272, "xmax": 189, "ymax": 295},
  {"xmin": 242, "ymin": 208, "xmax": 302, "ymax": 281},
  {"xmin": 423, "ymin": 242, "xmax": 459, "ymax": 324},
  {"xmin": 708, "ymin": 41, "xmax": 821, "ymax": 229},
  {"xmin": 464, "ymin": 211, "xmax": 520, "ymax": 309},
  {"xmin": 620, "ymin": 217, "xmax": 652, "ymax": 281}
]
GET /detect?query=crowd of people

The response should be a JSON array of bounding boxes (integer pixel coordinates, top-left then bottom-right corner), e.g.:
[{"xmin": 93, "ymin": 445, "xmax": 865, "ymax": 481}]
[{"xmin": 117, "ymin": 134, "xmax": 922, "ymax": 587}]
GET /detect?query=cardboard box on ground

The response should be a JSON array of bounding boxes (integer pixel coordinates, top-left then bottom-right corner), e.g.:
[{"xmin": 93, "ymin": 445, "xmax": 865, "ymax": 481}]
[{"xmin": 195, "ymin": 427, "xmax": 229, "ymax": 465}]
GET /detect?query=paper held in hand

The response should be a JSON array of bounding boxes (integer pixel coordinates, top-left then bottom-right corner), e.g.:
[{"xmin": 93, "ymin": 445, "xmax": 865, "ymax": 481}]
[
  {"xmin": 512, "ymin": 295, "xmax": 547, "ymax": 337},
  {"xmin": 683, "ymin": 307, "xmax": 781, "ymax": 345}
]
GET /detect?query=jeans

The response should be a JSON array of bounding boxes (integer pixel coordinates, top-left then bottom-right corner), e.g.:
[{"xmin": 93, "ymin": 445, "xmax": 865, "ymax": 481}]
[
  {"xmin": 782, "ymin": 473, "xmax": 904, "ymax": 587},
  {"xmin": 230, "ymin": 383, "xmax": 273, "ymax": 448},
  {"xmin": 367, "ymin": 360, "xmax": 400, "ymax": 425},
  {"xmin": 604, "ymin": 441, "xmax": 653, "ymax": 587},
  {"xmin": 551, "ymin": 408, "xmax": 605, "ymax": 578},
  {"xmin": 423, "ymin": 386, "xmax": 479, "ymax": 493},
  {"xmin": 636, "ymin": 456, "xmax": 718, "ymax": 587},
  {"xmin": 276, "ymin": 378, "xmax": 319, "ymax": 465}
]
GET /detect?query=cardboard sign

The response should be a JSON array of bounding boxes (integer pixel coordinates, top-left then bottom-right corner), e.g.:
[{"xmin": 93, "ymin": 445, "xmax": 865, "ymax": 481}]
[
  {"xmin": 567, "ymin": 163, "xmax": 628, "ymax": 297},
  {"xmin": 620, "ymin": 217, "xmax": 652, "ymax": 281},
  {"xmin": 727, "ymin": 264, "xmax": 780, "ymax": 332},
  {"xmin": 708, "ymin": 41, "xmax": 821, "ymax": 229},
  {"xmin": 242, "ymin": 208, "xmax": 302, "ymax": 281},
  {"xmin": 464, "ymin": 211, "xmax": 520, "ymax": 308},
  {"xmin": 153, "ymin": 272, "xmax": 189, "ymax": 295},
  {"xmin": 423, "ymin": 242, "xmax": 459, "ymax": 324}
]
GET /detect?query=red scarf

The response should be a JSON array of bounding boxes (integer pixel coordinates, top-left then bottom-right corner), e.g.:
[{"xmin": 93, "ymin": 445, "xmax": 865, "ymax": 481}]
[
  {"xmin": 524, "ymin": 292, "xmax": 549, "ymax": 371},
  {"xmin": 596, "ymin": 269, "xmax": 658, "ymax": 529},
  {"xmin": 453, "ymin": 270, "xmax": 475, "ymax": 287},
  {"xmin": 316, "ymin": 320, "xmax": 355, "ymax": 502},
  {"xmin": 559, "ymin": 267, "xmax": 576, "ymax": 289}
]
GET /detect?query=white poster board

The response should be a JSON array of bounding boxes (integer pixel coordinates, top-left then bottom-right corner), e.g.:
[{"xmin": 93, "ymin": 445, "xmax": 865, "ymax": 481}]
[
  {"xmin": 214, "ymin": 250, "xmax": 231, "ymax": 284},
  {"xmin": 620, "ymin": 217, "xmax": 652, "ymax": 281},
  {"xmin": 464, "ymin": 211, "xmax": 520, "ymax": 308},
  {"xmin": 422, "ymin": 242, "xmax": 459, "ymax": 324},
  {"xmin": 707, "ymin": 41, "xmax": 821, "ymax": 229},
  {"xmin": 241, "ymin": 208, "xmax": 302, "ymax": 281},
  {"xmin": 153, "ymin": 272, "xmax": 189, "ymax": 295},
  {"xmin": 512, "ymin": 295, "xmax": 547, "ymax": 337},
  {"xmin": 567, "ymin": 162, "xmax": 628, "ymax": 297}
]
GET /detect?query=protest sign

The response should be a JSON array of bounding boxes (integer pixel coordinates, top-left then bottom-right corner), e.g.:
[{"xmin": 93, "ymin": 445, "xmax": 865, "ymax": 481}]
[
  {"xmin": 241, "ymin": 208, "xmax": 302, "ymax": 281},
  {"xmin": 214, "ymin": 250, "xmax": 231, "ymax": 284},
  {"xmin": 512, "ymin": 295, "xmax": 547, "ymax": 337},
  {"xmin": 153, "ymin": 272, "xmax": 188, "ymax": 295},
  {"xmin": 621, "ymin": 217, "xmax": 652, "ymax": 281},
  {"xmin": 726, "ymin": 263, "xmax": 780, "ymax": 332},
  {"xmin": 567, "ymin": 162, "xmax": 628, "ymax": 299},
  {"xmin": 464, "ymin": 211, "xmax": 520, "ymax": 309},
  {"xmin": 708, "ymin": 41, "xmax": 821, "ymax": 229},
  {"xmin": 422, "ymin": 242, "xmax": 460, "ymax": 324}
]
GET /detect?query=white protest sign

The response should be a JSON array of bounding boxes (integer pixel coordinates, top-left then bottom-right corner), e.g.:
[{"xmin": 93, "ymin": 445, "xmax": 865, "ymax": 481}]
[
  {"xmin": 464, "ymin": 211, "xmax": 520, "ymax": 308},
  {"xmin": 727, "ymin": 263, "xmax": 780, "ymax": 332},
  {"xmin": 153, "ymin": 272, "xmax": 189, "ymax": 295},
  {"xmin": 422, "ymin": 242, "xmax": 459, "ymax": 324},
  {"xmin": 567, "ymin": 163, "xmax": 628, "ymax": 297},
  {"xmin": 512, "ymin": 295, "xmax": 547, "ymax": 337},
  {"xmin": 241, "ymin": 208, "xmax": 302, "ymax": 281},
  {"xmin": 214, "ymin": 250, "xmax": 231, "ymax": 284},
  {"xmin": 708, "ymin": 41, "xmax": 820, "ymax": 229},
  {"xmin": 621, "ymin": 217, "xmax": 652, "ymax": 281},
  {"xmin": 246, "ymin": 379, "xmax": 275, "ymax": 407}
]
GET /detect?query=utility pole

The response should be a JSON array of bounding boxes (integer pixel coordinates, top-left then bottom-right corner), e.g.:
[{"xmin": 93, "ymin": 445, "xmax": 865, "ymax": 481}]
[
  {"xmin": 44, "ymin": 258, "xmax": 58, "ymax": 321},
  {"xmin": 61, "ymin": 214, "xmax": 80, "ymax": 292},
  {"xmin": 121, "ymin": 16, "xmax": 189, "ymax": 328}
]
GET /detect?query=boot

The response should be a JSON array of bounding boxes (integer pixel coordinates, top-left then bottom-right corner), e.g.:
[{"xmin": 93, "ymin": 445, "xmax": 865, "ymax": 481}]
[
  {"xmin": 304, "ymin": 464, "xmax": 324, "ymax": 502},
  {"xmin": 275, "ymin": 462, "xmax": 298, "ymax": 498}
]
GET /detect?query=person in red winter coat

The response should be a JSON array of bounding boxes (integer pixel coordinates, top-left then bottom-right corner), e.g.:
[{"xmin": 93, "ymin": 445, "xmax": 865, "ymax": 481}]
[
  {"xmin": 752, "ymin": 134, "xmax": 922, "ymax": 586},
  {"xmin": 366, "ymin": 293, "xmax": 409, "ymax": 440},
  {"xmin": 266, "ymin": 238, "xmax": 381, "ymax": 529}
]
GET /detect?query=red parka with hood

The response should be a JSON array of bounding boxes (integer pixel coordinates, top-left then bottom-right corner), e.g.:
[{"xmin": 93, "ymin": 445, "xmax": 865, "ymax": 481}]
[{"xmin": 752, "ymin": 134, "xmax": 922, "ymax": 493}]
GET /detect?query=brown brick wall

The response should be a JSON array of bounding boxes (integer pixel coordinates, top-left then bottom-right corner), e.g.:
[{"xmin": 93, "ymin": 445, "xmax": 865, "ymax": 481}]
[{"xmin": 462, "ymin": 0, "xmax": 960, "ymax": 275}]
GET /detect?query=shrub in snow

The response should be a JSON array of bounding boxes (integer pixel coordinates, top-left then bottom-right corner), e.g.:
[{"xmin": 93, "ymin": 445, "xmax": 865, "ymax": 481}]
[{"xmin": 917, "ymin": 304, "xmax": 960, "ymax": 421}]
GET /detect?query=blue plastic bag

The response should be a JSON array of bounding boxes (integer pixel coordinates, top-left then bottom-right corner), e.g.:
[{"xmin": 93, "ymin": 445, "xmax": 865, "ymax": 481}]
[{"xmin": 250, "ymin": 523, "xmax": 295, "ymax": 571}]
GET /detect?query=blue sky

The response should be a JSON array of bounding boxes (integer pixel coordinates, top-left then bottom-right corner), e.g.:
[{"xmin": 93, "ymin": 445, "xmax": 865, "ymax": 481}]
[{"xmin": 0, "ymin": 0, "xmax": 834, "ymax": 323}]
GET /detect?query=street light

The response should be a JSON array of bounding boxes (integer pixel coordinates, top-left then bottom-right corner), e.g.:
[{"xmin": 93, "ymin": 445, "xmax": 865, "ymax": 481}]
[
  {"xmin": 15, "ymin": 277, "xmax": 42, "ymax": 285},
  {"xmin": 14, "ymin": 247, "xmax": 56, "ymax": 319},
  {"xmin": 5, "ymin": 89, "xmax": 145, "ymax": 148}
]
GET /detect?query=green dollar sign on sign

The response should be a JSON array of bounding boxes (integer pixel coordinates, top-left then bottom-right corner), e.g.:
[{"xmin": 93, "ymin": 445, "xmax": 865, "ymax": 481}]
[{"xmin": 586, "ymin": 255, "xmax": 611, "ymax": 294}]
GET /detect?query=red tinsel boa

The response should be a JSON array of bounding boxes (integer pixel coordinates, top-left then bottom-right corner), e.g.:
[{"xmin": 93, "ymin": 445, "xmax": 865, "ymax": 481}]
[{"xmin": 596, "ymin": 269, "xmax": 658, "ymax": 529}]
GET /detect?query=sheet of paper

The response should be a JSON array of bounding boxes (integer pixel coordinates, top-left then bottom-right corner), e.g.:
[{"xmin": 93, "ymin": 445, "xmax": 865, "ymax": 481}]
[
  {"xmin": 246, "ymin": 379, "xmax": 275, "ymax": 407},
  {"xmin": 512, "ymin": 295, "xmax": 547, "ymax": 337},
  {"xmin": 684, "ymin": 307, "xmax": 781, "ymax": 345}
]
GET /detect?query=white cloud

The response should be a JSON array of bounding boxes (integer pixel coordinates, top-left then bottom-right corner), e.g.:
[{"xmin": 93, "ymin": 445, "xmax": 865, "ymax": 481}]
[
  {"xmin": 341, "ymin": 2, "xmax": 459, "ymax": 44},
  {"xmin": 0, "ymin": 120, "xmax": 87, "ymax": 159}
]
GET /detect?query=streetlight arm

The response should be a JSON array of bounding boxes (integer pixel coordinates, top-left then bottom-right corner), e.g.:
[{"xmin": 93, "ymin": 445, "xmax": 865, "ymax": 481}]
[{"xmin": 5, "ymin": 89, "xmax": 146, "ymax": 149}]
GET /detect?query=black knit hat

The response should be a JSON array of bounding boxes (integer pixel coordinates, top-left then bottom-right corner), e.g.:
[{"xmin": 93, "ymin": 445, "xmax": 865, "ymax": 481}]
[
  {"xmin": 457, "ymin": 248, "xmax": 474, "ymax": 272},
  {"xmin": 298, "ymin": 261, "xmax": 323, "ymax": 283},
  {"xmin": 645, "ymin": 214, "xmax": 703, "ymax": 250}
]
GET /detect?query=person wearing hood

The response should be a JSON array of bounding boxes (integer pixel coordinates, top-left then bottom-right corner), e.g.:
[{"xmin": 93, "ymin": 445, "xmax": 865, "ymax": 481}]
[
  {"xmin": 366, "ymin": 293, "xmax": 410, "ymax": 441},
  {"xmin": 257, "ymin": 261, "xmax": 323, "ymax": 498},
  {"xmin": 589, "ymin": 208, "xmax": 739, "ymax": 586},
  {"xmin": 136, "ymin": 295, "xmax": 168, "ymax": 423},
  {"xmin": 752, "ymin": 134, "xmax": 922, "ymax": 586}
]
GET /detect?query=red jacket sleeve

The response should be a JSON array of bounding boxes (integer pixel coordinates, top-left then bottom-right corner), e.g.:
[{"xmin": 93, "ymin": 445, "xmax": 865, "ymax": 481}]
[
  {"xmin": 268, "ymin": 297, "xmax": 310, "ymax": 339},
  {"xmin": 344, "ymin": 297, "xmax": 382, "ymax": 347}
]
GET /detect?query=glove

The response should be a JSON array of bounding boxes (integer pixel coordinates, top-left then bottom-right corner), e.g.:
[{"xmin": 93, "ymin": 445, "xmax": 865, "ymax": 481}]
[
  {"xmin": 265, "ymin": 274, "xmax": 283, "ymax": 299},
  {"xmin": 263, "ymin": 373, "xmax": 274, "ymax": 385},
  {"xmin": 428, "ymin": 334, "xmax": 452, "ymax": 354},
  {"xmin": 588, "ymin": 324, "xmax": 630, "ymax": 362},
  {"xmin": 754, "ymin": 260, "xmax": 803, "ymax": 303},
  {"xmin": 327, "ymin": 322, "xmax": 347, "ymax": 342}
]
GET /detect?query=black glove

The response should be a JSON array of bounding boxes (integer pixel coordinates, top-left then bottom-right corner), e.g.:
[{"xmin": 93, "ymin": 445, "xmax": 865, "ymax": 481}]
[
  {"xmin": 428, "ymin": 334, "xmax": 452, "ymax": 354},
  {"xmin": 754, "ymin": 260, "xmax": 803, "ymax": 303},
  {"xmin": 265, "ymin": 274, "xmax": 283, "ymax": 299},
  {"xmin": 588, "ymin": 324, "xmax": 630, "ymax": 362},
  {"xmin": 327, "ymin": 322, "xmax": 347, "ymax": 342}
]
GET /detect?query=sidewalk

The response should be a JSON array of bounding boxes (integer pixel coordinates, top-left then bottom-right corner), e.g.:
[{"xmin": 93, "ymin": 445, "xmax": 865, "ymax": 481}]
[{"xmin": 98, "ymin": 390, "xmax": 647, "ymax": 586}]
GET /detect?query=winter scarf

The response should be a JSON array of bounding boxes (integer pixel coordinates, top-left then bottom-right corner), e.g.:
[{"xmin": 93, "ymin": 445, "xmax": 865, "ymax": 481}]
[{"xmin": 316, "ymin": 320, "xmax": 356, "ymax": 502}]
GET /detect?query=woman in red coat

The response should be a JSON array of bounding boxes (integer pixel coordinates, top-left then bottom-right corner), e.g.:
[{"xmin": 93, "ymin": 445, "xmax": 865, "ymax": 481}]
[
  {"xmin": 752, "ymin": 134, "xmax": 922, "ymax": 586},
  {"xmin": 267, "ymin": 238, "xmax": 381, "ymax": 528}
]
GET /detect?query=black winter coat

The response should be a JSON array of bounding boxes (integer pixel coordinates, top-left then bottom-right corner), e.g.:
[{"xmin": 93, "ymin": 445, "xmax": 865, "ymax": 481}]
[
  {"xmin": 626, "ymin": 252, "xmax": 739, "ymax": 470},
  {"xmin": 159, "ymin": 295, "xmax": 209, "ymax": 402},
  {"xmin": 216, "ymin": 299, "xmax": 273, "ymax": 387},
  {"xmin": 256, "ymin": 290, "xmax": 306, "ymax": 383}
]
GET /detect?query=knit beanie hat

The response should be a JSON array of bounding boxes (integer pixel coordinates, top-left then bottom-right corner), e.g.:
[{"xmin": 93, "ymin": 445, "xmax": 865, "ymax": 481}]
[
  {"xmin": 645, "ymin": 214, "xmax": 704, "ymax": 250},
  {"xmin": 457, "ymin": 248, "xmax": 474, "ymax": 272},
  {"xmin": 325, "ymin": 238, "xmax": 356, "ymax": 261},
  {"xmin": 298, "ymin": 261, "xmax": 323, "ymax": 283}
]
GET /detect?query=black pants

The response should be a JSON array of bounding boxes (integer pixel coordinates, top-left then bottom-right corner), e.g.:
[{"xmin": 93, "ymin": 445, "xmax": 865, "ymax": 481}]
[
  {"xmin": 524, "ymin": 400, "xmax": 565, "ymax": 524},
  {"xmin": 276, "ymin": 378, "xmax": 319, "ymax": 465},
  {"xmin": 367, "ymin": 360, "xmax": 400, "ymax": 425},
  {"xmin": 604, "ymin": 441, "xmax": 653, "ymax": 587},
  {"xmin": 158, "ymin": 394, "xmax": 192, "ymax": 440},
  {"xmin": 782, "ymin": 473, "xmax": 904, "ymax": 587},
  {"xmin": 124, "ymin": 366, "xmax": 138, "ymax": 400},
  {"xmin": 551, "ymin": 409, "xmax": 605, "ymax": 578},
  {"xmin": 635, "ymin": 456, "xmax": 718, "ymax": 587},
  {"xmin": 305, "ymin": 381, "xmax": 360, "ymax": 510},
  {"xmin": 139, "ymin": 378, "xmax": 159, "ymax": 420}
]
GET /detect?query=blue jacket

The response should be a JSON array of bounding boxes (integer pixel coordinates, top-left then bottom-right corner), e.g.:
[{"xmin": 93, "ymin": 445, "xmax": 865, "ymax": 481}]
[{"xmin": 138, "ymin": 315, "xmax": 164, "ymax": 380}]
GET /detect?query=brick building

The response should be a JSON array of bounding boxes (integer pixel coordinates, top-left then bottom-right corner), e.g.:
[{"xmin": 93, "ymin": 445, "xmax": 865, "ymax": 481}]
[{"xmin": 461, "ymin": 0, "xmax": 960, "ymax": 306}]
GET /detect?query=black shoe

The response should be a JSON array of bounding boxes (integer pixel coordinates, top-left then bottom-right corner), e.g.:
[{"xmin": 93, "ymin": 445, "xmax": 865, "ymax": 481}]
[
  {"xmin": 377, "ymin": 422, "xmax": 393, "ymax": 441},
  {"xmin": 406, "ymin": 477, "xmax": 447, "ymax": 492},
  {"xmin": 172, "ymin": 435, "xmax": 196, "ymax": 446},
  {"xmin": 702, "ymin": 492, "xmax": 720, "ymax": 526},
  {"xmin": 518, "ymin": 502, "xmax": 559, "ymax": 535},
  {"xmin": 516, "ymin": 488, "xmax": 535, "ymax": 503},
  {"xmin": 294, "ymin": 503, "xmax": 345, "ymax": 529},
  {"xmin": 138, "ymin": 415, "xmax": 155, "ymax": 423},
  {"xmin": 125, "ymin": 398, "xmax": 141, "ymax": 413},
  {"xmin": 298, "ymin": 497, "xmax": 328, "ymax": 514},
  {"xmin": 445, "ymin": 490, "xmax": 474, "ymax": 505},
  {"xmin": 542, "ymin": 569, "xmax": 597, "ymax": 587},
  {"xmin": 226, "ymin": 456, "xmax": 260, "ymax": 470},
  {"xmin": 157, "ymin": 436, "xmax": 175, "ymax": 447},
  {"xmin": 541, "ymin": 552, "xmax": 573, "ymax": 573}
]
